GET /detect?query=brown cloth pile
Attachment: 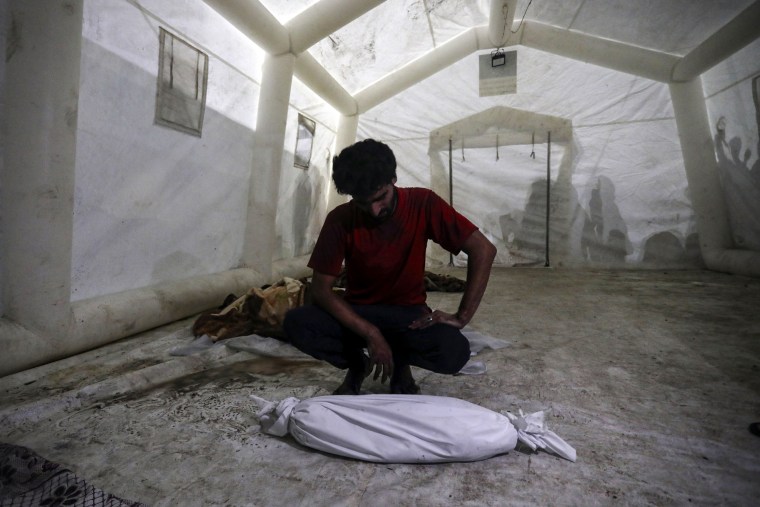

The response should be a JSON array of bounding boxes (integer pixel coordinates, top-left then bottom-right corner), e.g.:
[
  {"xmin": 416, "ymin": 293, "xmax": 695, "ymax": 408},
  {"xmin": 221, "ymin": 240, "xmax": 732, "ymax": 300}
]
[
  {"xmin": 193, "ymin": 277, "xmax": 308, "ymax": 341},
  {"xmin": 422, "ymin": 271, "xmax": 466, "ymax": 292},
  {"xmin": 192, "ymin": 272, "xmax": 465, "ymax": 342}
]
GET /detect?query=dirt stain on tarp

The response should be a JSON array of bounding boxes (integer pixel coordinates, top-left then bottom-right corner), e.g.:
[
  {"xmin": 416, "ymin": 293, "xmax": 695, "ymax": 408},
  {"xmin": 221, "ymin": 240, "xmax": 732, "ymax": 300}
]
[
  {"xmin": 6, "ymin": 12, "xmax": 22, "ymax": 62},
  {"xmin": 114, "ymin": 357, "xmax": 322, "ymax": 403}
]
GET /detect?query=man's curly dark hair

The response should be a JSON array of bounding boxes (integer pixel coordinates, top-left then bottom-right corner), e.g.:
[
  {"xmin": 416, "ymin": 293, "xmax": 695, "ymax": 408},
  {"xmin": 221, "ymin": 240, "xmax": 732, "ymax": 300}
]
[{"xmin": 332, "ymin": 139, "xmax": 397, "ymax": 197}]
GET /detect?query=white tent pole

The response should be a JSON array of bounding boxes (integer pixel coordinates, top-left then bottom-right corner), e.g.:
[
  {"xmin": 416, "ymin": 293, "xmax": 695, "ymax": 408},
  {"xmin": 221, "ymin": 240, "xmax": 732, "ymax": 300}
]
[
  {"xmin": 449, "ymin": 139, "xmax": 454, "ymax": 266},
  {"xmin": 287, "ymin": 0, "xmax": 386, "ymax": 54},
  {"xmin": 242, "ymin": 53, "xmax": 296, "ymax": 278},
  {"xmin": 294, "ymin": 53, "xmax": 358, "ymax": 115},
  {"xmin": 205, "ymin": 0, "xmax": 387, "ymax": 56},
  {"xmin": 0, "ymin": 266, "xmax": 273, "ymax": 377},
  {"xmin": 335, "ymin": 114, "xmax": 359, "ymax": 154},
  {"xmin": 202, "ymin": 0, "xmax": 289, "ymax": 55},
  {"xmin": 669, "ymin": 79, "xmax": 731, "ymax": 251},
  {"xmin": 326, "ymin": 115, "xmax": 359, "ymax": 211},
  {"xmin": 427, "ymin": 143, "xmax": 449, "ymax": 204},
  {"xmin": 0, "ymin": 2, "xmax": 314, "ymax": 378},
  {"xmin": 0, "ymin": 0, "xmax": 82, "ymax": 376},
  {"xmin": 426, "ymin": 142, "xmax": 452, "ymax": 267},
  {"xmin": 1, "ymin": 0, "xmax": 82, "ymax": 339},
  {"xmin": 545, "ymin": 131, "xmax": 551, "ymax": 267},
  {"xmin": 518, "ymin": 20, "xmax": 678, "ymax": 83},
  {"xmin": 66, "ymin": 270, "xmax": 264, "ymax": 370},
  {"xmin": 672, "ymin": 1, "xmax": 760, "ymax": 82},
  {"xmin": 354, "ymin": 18, "xmax": 680, "ymax": 115},
  {"xmin": 488, "ymin": 0, "xmax": 518, "ymax": 47},
  {"xmin": 355, "ymin": 27, "xmax": 480, "ymax": 113},
  {"xmin": 669, "ymin": 79, "xmax": 760, "ymax": 277},
  {"xmin": 202, "ymin": 0, "xmax": 756, "ymax": 116}
]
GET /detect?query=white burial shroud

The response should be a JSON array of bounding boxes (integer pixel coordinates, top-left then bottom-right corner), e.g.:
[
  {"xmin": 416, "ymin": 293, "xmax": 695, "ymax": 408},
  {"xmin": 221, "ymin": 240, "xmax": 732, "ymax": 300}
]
[{"xmin": 255, "ymin": 394, "xmax": 576, "ymax": 464}]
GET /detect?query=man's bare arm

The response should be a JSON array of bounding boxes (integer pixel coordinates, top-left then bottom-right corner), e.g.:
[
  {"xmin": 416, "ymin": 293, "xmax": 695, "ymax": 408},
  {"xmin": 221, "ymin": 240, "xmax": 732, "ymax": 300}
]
[
  {"xmin": 409, "ymin": 230, "xmax": 496, "ymax": 329},
  {"xmin": 310, "ymin": 271, "xmax": 394, "ymax": 382},
  {"xmin": 455, "ymin": 230, "xmax": 497, "ymax": 325}
]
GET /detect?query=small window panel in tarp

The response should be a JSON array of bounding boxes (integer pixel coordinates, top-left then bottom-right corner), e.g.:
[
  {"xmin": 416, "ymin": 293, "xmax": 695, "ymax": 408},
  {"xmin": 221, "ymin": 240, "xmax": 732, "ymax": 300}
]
[
  {"xmin": 155, "ymin": 28, "xmax": 209, "ymax": 137},
  {"xmin": 294, "ymin": 114, "xmax": 316, "ymax": 169}
]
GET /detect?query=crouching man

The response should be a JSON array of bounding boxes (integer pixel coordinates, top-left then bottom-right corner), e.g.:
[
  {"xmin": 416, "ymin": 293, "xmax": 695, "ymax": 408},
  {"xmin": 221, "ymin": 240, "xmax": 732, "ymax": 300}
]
[{"xmin": 284, "ymin": 139, "xmax": 496, "ymax": 394}]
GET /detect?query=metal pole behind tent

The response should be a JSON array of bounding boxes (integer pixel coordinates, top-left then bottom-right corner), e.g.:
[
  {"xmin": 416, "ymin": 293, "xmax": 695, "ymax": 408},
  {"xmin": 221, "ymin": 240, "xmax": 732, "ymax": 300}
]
[
  {"xmin": 545, "ymin": 131, "xmax": 551, "ymax": 267},
  {"xmin": 449, "ymin": 138, "xmax": 454, "ymax": 266}
]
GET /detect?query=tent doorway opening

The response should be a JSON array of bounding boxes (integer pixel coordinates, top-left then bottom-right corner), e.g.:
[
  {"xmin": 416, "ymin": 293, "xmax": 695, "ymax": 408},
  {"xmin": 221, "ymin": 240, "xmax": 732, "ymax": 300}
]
[{"xmin": 427, "ymin": 106, "xmax": 573, "ymax": 268}]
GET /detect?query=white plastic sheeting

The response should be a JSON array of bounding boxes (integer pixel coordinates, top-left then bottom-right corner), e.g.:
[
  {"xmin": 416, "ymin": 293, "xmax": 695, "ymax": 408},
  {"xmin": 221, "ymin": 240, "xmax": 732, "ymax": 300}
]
[
  {"xmin": 274, "ymin": 76, "xmax": 338, "ymax": 261},
  {"xmin": 360, "ymin": 49, "xmax": 692, "ymax": 267},
  {"xmin": 3, "ymin": 0, "xmax": 759, "ymax": 377},
  {"xmin": 72, "ymin": 0, "xmax": 336, "ymax": 300},
  {"xmin": 256, "ymin": 394, "xmax": 576, "ymax": 463},
  {"xmin": 703, "ymin": 38, "xmax": 760, "ymax": 252},
  {"xmin": 72, "ymin": 0, "xmax": 263, "ymax": 300},
  {"xmin": 256, "ymin": 0, "xmax": 759, "ymax": 269},
  {"xmin": 260, "ymin": 0, "xmax": 756, "ymax": 93},
  {"xmin": 68, "ymin": 0, "xmax": 760, "ymax": 297}
]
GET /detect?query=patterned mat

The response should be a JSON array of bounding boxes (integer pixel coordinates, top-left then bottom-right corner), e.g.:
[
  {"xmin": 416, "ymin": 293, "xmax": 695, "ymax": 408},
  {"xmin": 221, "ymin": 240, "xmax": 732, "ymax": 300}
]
[{"xmin": 0, "ymin": 443, "xmax": 146, "ymax": 507}]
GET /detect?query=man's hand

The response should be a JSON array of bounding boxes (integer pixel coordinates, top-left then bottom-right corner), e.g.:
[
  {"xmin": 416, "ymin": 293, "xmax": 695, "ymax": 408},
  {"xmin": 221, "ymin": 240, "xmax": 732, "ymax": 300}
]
[
  {"xmin": 365, "ymin": 331, "xmax": 394, "ymax": 383},
  {"xmin": 408, "ymin": 309, "xmax": 465, "ymax": 330},
  {"xmin": 408, "ymin": 231, "xmax": 495, "ymax": 332},
  {"xmin": 311, "ymin": 271, "xmax": 395, "ymax": 383}
]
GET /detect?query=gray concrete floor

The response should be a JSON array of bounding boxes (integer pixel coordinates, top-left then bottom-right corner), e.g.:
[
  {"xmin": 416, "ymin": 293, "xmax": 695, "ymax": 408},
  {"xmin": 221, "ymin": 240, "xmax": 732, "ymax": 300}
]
[{"xmin": 1, "ymin": 268, "xmax": 759, "ymax": 506}]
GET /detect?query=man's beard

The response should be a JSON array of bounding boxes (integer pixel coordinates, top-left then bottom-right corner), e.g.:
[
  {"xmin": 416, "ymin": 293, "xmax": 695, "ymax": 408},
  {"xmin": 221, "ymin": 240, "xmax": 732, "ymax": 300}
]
[{"xmin": 373, "ymin": 188, "xmax": 397, "ymax": 222}]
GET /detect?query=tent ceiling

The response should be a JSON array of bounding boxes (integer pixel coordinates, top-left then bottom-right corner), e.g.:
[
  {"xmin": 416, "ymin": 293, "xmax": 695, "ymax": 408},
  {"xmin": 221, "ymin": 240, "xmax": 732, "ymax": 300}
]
[{"xmin": 256, "ymin": 0, "xmax": 758, "ymax": 94}]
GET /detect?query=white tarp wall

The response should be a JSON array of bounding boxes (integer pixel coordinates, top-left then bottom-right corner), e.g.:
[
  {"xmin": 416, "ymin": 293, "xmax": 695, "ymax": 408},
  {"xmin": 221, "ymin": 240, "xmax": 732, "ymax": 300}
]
[
  {"xmin": 275, "ymin": 78, "xmax": 337, "ymax": 261},
  {"xmin": 0, "ymin": 0, "xmax": 6, "ymax": 318},
  {"xmin": 0, "ymin": 0, "xmax": 336, "ymax": 376},
  {"xmin": 73, "ymin": 0, "xmax": 258, "ymax": 300},
  {"xmin": 703, "ymin": 38, "xmax": 760, "ymax": 253},
  {"xmin": 73, "ymin": 0, "xmax": 335, "ymax": 301},
  {"xmin": 359, "ymin": 47, "xmax": 697, "ymax": 268},
  {"xmin": 2, "ymin": 0, "xmax": 758, "ymax": 376}
]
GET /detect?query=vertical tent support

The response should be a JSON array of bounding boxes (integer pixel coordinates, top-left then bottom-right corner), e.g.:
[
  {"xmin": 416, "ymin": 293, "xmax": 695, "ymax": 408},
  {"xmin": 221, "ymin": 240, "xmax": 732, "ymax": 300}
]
[
  {"xmin": 449, "ymin": 138, "xmax": 454, "ymax": 266},
  {"xmin": 545, "ymin": 131, "xmax": 551, "ymax": 267},
  {"xmin": 242, "ymin": 53, "xmax": 295, "ymax": 279},
  {"xmin": 326, "ymin": 114, "xmax": 359, "ymax": 212},
  {"xmin": 0, "ymin": 0, "xmax": 84, "ymax": 375},
  {"xmin": 668, "ymin": 79, "xmax": 760, "ymax": 277}
]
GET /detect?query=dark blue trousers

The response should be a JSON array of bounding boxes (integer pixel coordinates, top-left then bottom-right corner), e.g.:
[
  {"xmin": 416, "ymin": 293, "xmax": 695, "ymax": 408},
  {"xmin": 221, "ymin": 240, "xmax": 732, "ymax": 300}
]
[{"xmin": 283, "ymin": 304, "xmax": 470, "ymax": 374}]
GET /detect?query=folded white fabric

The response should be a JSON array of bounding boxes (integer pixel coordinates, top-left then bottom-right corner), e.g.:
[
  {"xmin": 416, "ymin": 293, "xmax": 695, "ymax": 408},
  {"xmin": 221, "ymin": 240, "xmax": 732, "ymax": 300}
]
[
  {"xmin": 169, "ymin": 334, "xmax": 221, "ymax": 356},
  {"xmin": 505, "ymin": 409, "xmax": 577, "ymax": 462},
  {"xmin": 254, "ymin": 394, "xmax": 575, "ymax": 464},
  {"xmin": 461, "ymin": 328, "xmax": 510, "ymax": 355}
]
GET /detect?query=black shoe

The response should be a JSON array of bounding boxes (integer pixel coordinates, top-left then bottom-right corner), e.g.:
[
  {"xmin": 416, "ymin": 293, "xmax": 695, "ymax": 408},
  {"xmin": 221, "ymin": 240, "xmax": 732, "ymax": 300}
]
[{"xmin": 749, "ymin": 422, "xmax": 760, "ymax": 437}]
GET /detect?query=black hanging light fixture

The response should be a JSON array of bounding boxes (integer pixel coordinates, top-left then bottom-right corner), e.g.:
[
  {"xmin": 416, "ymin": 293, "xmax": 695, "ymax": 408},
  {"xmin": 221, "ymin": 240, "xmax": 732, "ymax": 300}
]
[{"xmin": 491, "ymin": 47, "xmax": 506, "ymax": 67}]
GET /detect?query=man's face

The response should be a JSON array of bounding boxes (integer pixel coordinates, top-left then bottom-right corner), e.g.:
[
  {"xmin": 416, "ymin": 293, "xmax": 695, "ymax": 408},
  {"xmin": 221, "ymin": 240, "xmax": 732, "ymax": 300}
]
[{"xmin": 353, "ymin": 179, "xmax": 397, "ymax": 221}]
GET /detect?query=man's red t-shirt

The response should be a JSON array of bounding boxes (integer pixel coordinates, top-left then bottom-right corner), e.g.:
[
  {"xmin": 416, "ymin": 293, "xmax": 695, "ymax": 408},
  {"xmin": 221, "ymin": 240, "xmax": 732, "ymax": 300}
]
[{"xmin": 308, "ymin": 187, "xmax": 477, "ymax": 305}]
